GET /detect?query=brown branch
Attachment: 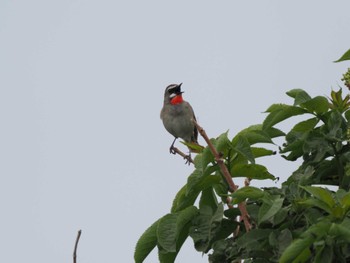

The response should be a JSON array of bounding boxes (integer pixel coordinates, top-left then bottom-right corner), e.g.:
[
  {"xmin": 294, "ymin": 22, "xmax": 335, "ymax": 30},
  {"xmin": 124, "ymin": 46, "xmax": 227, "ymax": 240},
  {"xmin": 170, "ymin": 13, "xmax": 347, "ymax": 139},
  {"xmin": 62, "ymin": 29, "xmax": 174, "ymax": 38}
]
[
  {"xmin": 194, "ymin": 120, "xmax": 251, "ymax": 232},
  {"xmin": 73, "ymin": 230, "xmax": 82, "ymax": 263},
  {"xmin": 171, "ymin": 147, "xmax": 194, "ymax": 164}
]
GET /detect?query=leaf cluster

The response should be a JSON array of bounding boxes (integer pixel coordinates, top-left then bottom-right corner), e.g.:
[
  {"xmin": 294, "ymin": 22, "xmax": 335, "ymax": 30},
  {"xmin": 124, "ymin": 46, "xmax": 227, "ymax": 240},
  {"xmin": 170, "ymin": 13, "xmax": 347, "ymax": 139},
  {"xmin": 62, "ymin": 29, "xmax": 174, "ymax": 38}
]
[{"xmin": 135, "ymin": 49, "xmax": 350, "ymax": 262}]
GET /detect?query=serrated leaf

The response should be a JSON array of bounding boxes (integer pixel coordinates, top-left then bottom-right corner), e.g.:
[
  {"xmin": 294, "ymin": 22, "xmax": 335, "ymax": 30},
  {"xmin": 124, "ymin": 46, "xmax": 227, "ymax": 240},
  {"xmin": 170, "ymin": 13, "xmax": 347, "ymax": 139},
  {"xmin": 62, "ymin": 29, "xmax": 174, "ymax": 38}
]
[
  {"xmin": 134, "ymin": 219, "xmax": 160, "ymax": 263},
  {"xmin": 286, "ymin": 89, "xmax": 312, "ymax": 106},
  {"xmin": 231, "ymin": 163, "xmax": 275, "ymax": 180},
  {"xmin": 230, "ymin": 186, "xmax": 264, "ymax": 204},
  {"xmin": 263, "ymin": 104, "xmax": 307, "ymax": 129},
  {"xmin": 231, "ymin": 135, "xmax": 255, "ymax": 164},
  {"xmin": 300, "ymin": 186, "xmax": 335, "ymax": 209},
  {"xmin": 334, "ymin": 49, "xmax": 350, "ymax": 62},
  {"xmin": 300, "ymin": 96, "xmax": 329, "ymax": 114},
  {"xmin": 258, "ymin": 196, "xmax": 284, "ymax": 224}
]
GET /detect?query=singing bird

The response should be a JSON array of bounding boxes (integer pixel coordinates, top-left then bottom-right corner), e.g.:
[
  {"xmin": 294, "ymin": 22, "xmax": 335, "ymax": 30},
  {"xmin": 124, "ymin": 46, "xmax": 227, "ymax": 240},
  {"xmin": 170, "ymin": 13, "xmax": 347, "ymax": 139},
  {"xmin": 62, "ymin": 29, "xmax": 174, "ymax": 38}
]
[{"xmin": 160, "ymin": 83, "xmax": 202, "ymax": 158}]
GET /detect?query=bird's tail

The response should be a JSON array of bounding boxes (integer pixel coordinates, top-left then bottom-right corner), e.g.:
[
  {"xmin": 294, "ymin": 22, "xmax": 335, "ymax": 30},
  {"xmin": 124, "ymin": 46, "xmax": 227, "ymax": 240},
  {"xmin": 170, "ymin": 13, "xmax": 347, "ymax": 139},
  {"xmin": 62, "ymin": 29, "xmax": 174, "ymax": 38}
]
[{"xmin": 181, "ymin": 141, "xmax": 205, "ymax": 153}]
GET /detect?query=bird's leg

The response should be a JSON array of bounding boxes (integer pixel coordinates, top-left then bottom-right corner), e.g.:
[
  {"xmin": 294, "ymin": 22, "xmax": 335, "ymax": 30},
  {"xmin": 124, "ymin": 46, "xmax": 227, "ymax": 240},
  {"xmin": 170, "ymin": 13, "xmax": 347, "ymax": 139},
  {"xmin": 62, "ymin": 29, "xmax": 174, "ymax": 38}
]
[{"xmin": 169, "ymin": 137, "xmax": 177, "ymax": 154}]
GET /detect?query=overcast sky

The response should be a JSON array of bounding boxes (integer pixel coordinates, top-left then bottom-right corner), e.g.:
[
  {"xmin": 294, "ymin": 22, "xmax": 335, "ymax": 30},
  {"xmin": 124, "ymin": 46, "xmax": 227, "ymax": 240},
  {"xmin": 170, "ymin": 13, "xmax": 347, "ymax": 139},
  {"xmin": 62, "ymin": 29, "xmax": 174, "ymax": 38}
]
[{"xmin": 1, "ymin": 1, "xmax": 350, "ymax": 263}]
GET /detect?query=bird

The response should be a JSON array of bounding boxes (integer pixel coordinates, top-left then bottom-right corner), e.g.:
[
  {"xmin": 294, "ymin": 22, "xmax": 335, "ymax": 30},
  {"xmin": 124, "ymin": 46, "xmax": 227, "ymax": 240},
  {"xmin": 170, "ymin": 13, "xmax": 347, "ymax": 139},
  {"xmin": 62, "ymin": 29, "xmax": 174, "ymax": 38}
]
[{"xmin": 160, "ymin": 83, "xmax": 203, "ymax": 160}]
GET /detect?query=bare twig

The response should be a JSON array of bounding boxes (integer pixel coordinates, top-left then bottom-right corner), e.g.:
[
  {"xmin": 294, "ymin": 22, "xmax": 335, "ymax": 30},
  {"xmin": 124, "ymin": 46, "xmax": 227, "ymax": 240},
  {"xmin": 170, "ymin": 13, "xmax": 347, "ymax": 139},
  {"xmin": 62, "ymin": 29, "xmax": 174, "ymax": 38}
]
[
  {"xmin": 171, "ymin": 147, "xmax": 194, "ymax": 164},
  {"xmin": 194, "ymin": 120, "xmax": 251, "ymax": 232},
  {"xmin": 73, "ymin": 230, "xmax": 82, "ymax": 263}
]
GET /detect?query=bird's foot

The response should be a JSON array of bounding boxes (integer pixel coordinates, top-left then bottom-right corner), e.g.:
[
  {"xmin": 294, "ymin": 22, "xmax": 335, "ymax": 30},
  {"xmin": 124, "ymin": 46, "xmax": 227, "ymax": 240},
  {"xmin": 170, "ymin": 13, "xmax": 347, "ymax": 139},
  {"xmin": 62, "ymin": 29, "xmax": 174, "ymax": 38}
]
[{"xmin": 184, "ymin": 154, "xmax": 193, "ymax": 165}]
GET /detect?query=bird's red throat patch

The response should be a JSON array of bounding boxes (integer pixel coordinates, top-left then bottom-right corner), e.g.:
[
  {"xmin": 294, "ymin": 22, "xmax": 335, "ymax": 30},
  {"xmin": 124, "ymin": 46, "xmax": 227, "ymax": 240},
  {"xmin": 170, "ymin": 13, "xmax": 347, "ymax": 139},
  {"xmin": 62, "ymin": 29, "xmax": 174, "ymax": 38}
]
[{"xmin": 170, "ymin": 95, "xmax": 183, "ymax": 105}]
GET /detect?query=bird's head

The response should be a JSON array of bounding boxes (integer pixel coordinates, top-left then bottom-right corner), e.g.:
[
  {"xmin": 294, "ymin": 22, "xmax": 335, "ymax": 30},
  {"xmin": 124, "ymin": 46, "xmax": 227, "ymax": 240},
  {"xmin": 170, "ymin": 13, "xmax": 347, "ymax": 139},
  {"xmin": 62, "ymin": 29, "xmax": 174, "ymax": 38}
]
[{"xmin": 164, "ymin": 83, "xmax": 184, "ymax": 105}]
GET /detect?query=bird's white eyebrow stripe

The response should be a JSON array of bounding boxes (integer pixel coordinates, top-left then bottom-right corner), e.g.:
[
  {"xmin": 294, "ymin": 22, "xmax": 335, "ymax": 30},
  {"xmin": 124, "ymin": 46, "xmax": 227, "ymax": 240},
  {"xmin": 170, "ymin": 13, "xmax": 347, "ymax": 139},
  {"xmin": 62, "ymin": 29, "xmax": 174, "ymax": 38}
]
[{"xmin": 166, "ymin": 85, "xmax": 177, "ymax": 91}]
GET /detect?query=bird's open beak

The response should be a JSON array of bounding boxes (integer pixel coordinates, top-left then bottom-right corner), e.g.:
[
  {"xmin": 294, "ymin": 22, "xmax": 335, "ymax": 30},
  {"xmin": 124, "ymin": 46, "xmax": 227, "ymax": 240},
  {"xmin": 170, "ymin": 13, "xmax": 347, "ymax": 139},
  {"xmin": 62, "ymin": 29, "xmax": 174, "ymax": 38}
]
[{"xmin": 176, "ymin": 83, "xmax": 184, "ymax": 94}]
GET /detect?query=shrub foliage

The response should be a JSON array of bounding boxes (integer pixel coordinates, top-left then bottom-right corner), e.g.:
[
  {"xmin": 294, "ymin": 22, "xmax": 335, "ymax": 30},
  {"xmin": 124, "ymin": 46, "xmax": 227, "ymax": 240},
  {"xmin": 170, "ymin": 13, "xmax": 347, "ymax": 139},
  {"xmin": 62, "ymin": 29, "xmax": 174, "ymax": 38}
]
[{"xmin": 135, "ymin": 50, "xmax": 350, "ymax": 263}]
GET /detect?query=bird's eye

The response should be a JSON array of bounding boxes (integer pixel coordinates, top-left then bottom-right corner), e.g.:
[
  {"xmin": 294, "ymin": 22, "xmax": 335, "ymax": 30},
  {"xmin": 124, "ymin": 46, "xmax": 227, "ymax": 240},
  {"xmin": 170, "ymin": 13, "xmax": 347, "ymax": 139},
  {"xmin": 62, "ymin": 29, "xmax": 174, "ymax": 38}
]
[{"xmin": 167, "ymin": 87, "xmax": 176, "ymax": 94}]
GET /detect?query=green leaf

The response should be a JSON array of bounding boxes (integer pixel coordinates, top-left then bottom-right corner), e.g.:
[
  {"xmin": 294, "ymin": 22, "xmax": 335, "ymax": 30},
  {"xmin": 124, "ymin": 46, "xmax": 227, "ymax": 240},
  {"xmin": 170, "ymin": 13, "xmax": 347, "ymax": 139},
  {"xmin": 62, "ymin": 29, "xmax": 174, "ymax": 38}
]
[
  {"xmin": 280, "ymin": 220, "xmax": 331, "ymax": 263},
  {"xmin": 280, "ymin": 238, "xmax": 313, "ymax": 263},
  {"xmin": 325, "ymin": 110, "xmax": 344, "ymax": 138},
  {"xmin": 258, "ymin": 196, "xmax": 284, "ymax": 224},
  {"xmin": 157, "ymin": 206, "xmax": 198, "ymax": 253},
  {"xmin": 157, "ymin": 214, "xmax": 178, "ymax": 252},
  {"xmin": 290, "ymin": 117, "xmax": 319, "ymax": 133},
  {"xmin": 186, "ymin": 168, "xmax": 220, "ymax": 196},
  {"xmin": 134, "ymin": 219, "xmax": 159, "ymax": 263},
  {"xmin": 158, "ymin": 207, "xmax": 199, "ymax": 263},
  {"xmin": 236, "ymin": 229, "xmax": 272, "ymax": 250},
  {"xmin": 251, "ymin": 147, "xmax": 276, "ymax": 158},
  {"xmin": 334, "ymin": 49, "xmax": 350, "ymax": 62},
  {"xmin": 300, "ymin": 96, "xmax": 329, "ymax": 114},
  {"xmin": 231, "ymin": 163, "xmax": 275, "ymax": 180},
  {"xmin": 199, "ymin": 187, "xmax": 218, "ymax": 212},
  {"xmin": 329, "ymin": 222, "xmax": 350, "ymax": 242},
  {"xmin": 189, "ymin": 204, "xmax": 224, "ymax": 252},
  {"xmin": 195, "ymin": 145, "xmax": 214, "ymax": 170},
  {"xmin": 171, "ymin": 185, "xmax": 187, "ymax": 213},
  {"xmin": 232, "ymin": 135, "xmax": 255, "ymax": 164},
  {"xmin": 278, "ymin": 229, "xmax": 293, "ymax": 256},
  {"xmin": 340, "ymin": 191, "xmax": 350, "ymax": 212},
  {"xmin": 263, "ymin": 104, "xmax": 308, "ymax": 129},
  {"xmin": 297, "ymin": 198, "xmax": 333, "ymax": 215},
  {"xmin": 236, "ymin": 125, "xmax": 274, "ymax": 145},
  {"xmin": 171, "ymin": 167, "xmax": 220, "ymax": 212},
  {"xmin": 300, "ymin": 186, "xmax": 335, "ymax": 209},
  {"xmin": 214, "ymin": 131, "xmax": 231, "ymax": 155},
  {"xmin": 286, "ymin": 89, "xmax": 312, "ymax": 106},
  {"xmin": 181, "ymin": 141, "xmax": 204, "ymax": 153},
  {"xmin": 230, "ymin": 186, "xmax": 264, "ymax": 204},
  {"xmin": 314, "ymin": 244, "xmax": 333, "ymax": 263},
  {"xmin": 264, "ymin": 126, "xmax": 285, "ymax": 138}
]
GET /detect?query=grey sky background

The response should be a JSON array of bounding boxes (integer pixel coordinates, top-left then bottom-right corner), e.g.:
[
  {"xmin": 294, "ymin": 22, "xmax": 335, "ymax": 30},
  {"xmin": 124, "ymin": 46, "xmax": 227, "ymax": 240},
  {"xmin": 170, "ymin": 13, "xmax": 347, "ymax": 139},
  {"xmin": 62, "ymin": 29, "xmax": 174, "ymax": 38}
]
[{"xmin": 1, "ymin": 1, "xmax": 350, "ymax": 262}]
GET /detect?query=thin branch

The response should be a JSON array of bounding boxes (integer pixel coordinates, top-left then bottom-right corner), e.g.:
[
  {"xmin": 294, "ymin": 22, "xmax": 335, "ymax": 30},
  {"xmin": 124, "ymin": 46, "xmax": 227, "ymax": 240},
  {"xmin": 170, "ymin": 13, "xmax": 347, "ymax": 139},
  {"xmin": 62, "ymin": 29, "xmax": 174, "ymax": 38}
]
[
  {"xmin": 194, "ymin": 120, "xmax": 251, "ymax": 232},
  {"xmin": 73, "ymin": 230, "xmax": 82, "ymax": 263},
  {"xmin": 171, "ymin": 147, "xmax": 194, "ymax": 164}
]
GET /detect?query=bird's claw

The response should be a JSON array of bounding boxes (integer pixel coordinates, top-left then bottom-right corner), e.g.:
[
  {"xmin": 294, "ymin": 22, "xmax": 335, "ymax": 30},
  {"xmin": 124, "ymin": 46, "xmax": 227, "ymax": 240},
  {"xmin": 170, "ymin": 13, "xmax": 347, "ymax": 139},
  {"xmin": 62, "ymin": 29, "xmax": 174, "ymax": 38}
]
[
  {"xmin": 170, "ymin": 146, "xmax": 176, "ymax": 155},
  {"xmin": 184, "ymin": 154, "xmax": 192, "ymax": 165}
]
